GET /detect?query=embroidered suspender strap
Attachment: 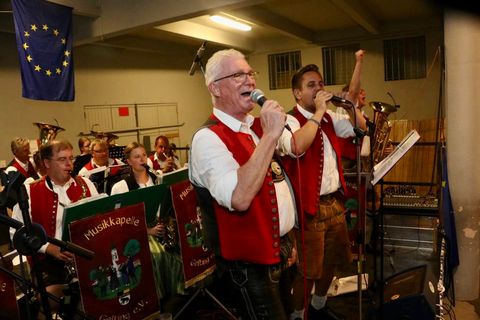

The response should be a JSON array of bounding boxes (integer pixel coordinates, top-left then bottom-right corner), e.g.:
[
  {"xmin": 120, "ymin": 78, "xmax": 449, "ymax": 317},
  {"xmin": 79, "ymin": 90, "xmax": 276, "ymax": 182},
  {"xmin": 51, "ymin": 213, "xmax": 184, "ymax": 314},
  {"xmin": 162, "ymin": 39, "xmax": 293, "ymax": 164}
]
[{"xmin": 73, "ymin": 176, "xmax": 89, "ymax": 200}]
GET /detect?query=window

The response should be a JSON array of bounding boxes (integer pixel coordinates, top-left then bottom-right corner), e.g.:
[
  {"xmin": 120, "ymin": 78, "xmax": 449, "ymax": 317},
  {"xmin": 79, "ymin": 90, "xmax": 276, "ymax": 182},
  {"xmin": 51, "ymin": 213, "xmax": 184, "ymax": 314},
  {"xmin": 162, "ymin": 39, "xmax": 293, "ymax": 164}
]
[
  {"xmin": 322, "ymin": 44, "xmax": 359, "ymax": 86},
  {"xmin": 268, "ymin": 51, "xmax": 301, "ymax": 90},
  {"xmin": 384, "ymin": 36, "xmax": 426, "ymax": 81}
]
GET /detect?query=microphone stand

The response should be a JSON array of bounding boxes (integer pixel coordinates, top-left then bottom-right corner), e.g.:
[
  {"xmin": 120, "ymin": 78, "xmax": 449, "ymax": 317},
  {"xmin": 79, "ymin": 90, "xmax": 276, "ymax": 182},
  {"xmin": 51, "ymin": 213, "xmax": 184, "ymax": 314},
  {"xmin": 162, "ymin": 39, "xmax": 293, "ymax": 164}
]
[
  {"xmin": 0, "ymin": 252, "xmax": 94, "ymax": 320},
  {"xmin": 0, "ymin": 184, "xmax": 94, "ymax": 319},
  {"xmin": 340, "ymin": 100, "xmax": 367, "ymax": 320},
  {"xmin": 16, "ymin": 184, "xmax": 53, "ymax": 319}
]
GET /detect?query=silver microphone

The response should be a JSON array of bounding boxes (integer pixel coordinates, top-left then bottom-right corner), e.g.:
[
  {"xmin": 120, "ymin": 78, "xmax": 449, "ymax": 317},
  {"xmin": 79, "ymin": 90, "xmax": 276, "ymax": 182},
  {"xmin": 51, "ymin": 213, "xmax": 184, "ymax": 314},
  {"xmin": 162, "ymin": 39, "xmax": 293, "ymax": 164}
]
[
  {"xmin": 329, "ymin": 95, "xmax": 354, "ymax": 109},
  {"xmin": 250, "ymin": 89, "xmax": 291, "ymax": 131}
]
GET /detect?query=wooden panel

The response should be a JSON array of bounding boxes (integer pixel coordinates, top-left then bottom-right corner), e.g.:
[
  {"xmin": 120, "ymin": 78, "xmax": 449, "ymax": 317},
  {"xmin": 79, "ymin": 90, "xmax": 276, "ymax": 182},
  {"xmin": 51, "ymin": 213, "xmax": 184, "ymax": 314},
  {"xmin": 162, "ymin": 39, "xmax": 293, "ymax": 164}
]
[
  {"xmin": 83, "ymin": 103, "xmax": 183, "ymax": 163},
  {"xmin": 84, "ymin": 106, "xmax": 114, "ymax": 131},
  {"xmin": 384, "ymin": 118, "xmax": 441, "ymax": 194},
  {"xmin": 111, "ymin": 105, "xmax": 136, "ymax": 130},
  {"xmin": 137, "ymin": 103, "xmax": 178, "ymax": 127}
]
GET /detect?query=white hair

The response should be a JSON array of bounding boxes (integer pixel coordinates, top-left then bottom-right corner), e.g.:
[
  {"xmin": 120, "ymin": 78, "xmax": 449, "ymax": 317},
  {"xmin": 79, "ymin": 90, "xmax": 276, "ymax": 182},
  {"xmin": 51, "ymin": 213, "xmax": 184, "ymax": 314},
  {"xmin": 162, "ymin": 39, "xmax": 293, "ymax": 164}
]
[{"xmin": 204, "ymin": 49, "xmax": 245, "ymax": 86}]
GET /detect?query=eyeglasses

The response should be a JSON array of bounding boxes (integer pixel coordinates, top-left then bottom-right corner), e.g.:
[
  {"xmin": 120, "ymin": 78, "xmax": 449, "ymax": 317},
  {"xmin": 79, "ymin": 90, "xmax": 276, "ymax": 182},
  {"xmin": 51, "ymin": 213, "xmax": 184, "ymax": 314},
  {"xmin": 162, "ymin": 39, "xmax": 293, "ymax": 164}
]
[
  {"xmin": 52, "ymin": 156, "xmax": 74, "ymax": 163},
  {"xmin": 93, "ymin": 149, "xmax": 107, "ymax": 154},
  {"xmin": 213, "ymin": 71, "xmax": 258, "ymax": 83}
]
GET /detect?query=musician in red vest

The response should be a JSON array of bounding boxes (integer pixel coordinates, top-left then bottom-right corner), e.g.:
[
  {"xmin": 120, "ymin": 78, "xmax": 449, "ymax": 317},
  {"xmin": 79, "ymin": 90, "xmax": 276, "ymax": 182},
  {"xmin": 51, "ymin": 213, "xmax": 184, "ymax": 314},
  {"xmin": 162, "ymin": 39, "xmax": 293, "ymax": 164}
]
[
  {"xmin": 147, "ymin": 135, "xmax": 180, "ymax": 173},
  {"xmin": 10, "ymin": 140, "xmax": 98, "ymax": 311},
  {"xmin": 336, "ymin": 84, "xmax": 371, "ymax": 172},
  {"xmin": 281, "ymin": 59, "xmax": 366, "ymax": 320},
  {"xmin": 190, "ymin": 49, "xmax": 296, "ymax": 319},
  {"xmin": 78, "ymin": 139, "xmax": 125, "ymax": 194},
  {"xmin": 5, "ymin": 137, "xmax": 39, "ymax": 180}
]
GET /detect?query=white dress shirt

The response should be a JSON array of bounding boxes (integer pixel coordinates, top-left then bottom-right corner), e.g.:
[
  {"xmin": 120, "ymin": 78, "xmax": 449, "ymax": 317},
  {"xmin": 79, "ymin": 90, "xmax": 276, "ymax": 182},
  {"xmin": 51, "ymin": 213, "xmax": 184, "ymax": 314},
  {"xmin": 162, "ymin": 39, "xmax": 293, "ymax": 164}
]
[
  {"xmin": 78, "ymin": 158, "xmax": 125, "ymax": 177},
  {"xmin": 10, "ymin": 176, "xmax": 98, "ymax": 253},
  {"xmin": 110, "ymin": 175, "xmax": 154, "ymax": 195},
  {"xmin": 190, "ymin": 108, "xmax": 296, "ymax": 236},
  {"xmin": 279, "ymin": 105, "xmax": 355, "ymax": 195}
]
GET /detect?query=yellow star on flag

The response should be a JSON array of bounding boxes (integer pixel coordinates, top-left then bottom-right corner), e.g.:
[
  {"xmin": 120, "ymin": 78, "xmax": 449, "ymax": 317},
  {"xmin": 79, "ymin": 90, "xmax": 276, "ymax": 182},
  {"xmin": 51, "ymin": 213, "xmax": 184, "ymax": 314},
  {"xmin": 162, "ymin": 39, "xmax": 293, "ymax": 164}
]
[
  {"xmin": 62, "ymin": 60, "xmax": 69, "ymax": 67},
  {"xmin": 56, "ymin": 68, "xmax": 61, "ymax": 74},
  {"xmin": 23, "ymin": 43, "xmax": 29, "ymax": 50},
  {"xmin": 30, "ymin": 24, "xmax": 37, "ymax": 31},
  {"xmin": 42, "ymin": 24, "xmax": 49, "ymax": 31},
  {"xmin": 61, "ymin": 38, "xmax": 66, "ymax": 44},
  {"xmin": 26, "ymin": 55, "xmax": 33, "ymax": 62},
  {"xmin": 64, "ymin": 50, "xmax": 70, "ymax": 57},
  {"xmin": 53, "ymin": 29, "xmax": 59, "ymax": 36},
  {"xmin": 45, "ymin": 70, "xmax": 52, "ymax": 76},
  {"xmin": 24, "ymin": 31, "xmax": 30, "ymax": 37},
  {"xmin": 34, "ymin": 65, "xmax": 41, "ymax": 72}
]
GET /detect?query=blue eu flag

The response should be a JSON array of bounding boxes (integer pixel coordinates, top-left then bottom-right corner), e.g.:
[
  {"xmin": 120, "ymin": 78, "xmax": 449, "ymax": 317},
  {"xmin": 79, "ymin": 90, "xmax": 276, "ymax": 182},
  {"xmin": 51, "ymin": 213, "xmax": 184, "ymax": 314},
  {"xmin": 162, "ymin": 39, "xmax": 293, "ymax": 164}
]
[
  {"xmin": 440, "ymin": 145, "xmax": 459, "ymax": 298},
  {"xmin": 12, "ymin": 0, "xmax": 74, "ymax": 101},
  {"xmin": 441, "ymin": 146, "xmax": 459, "ymax": 269}
]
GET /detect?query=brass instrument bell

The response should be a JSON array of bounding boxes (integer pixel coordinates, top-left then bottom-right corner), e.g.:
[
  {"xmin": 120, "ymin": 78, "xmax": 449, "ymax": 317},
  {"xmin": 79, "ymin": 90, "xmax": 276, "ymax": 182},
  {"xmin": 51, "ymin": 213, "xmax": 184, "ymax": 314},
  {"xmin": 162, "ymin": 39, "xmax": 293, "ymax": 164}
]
[
  {"xmin": 90, "ymin": 131, "xmax": 119, "ymax": 145},
  {"xmin": 369, "ymin": 102, "xmax": 398, "ymax": 164},
  {"xmin": 369, "ymin": 101, "xmax": 397, "ymax": 114},
  {"xmin": 34, "ymin": 122, "xmax": 65, "ymax": 145}
]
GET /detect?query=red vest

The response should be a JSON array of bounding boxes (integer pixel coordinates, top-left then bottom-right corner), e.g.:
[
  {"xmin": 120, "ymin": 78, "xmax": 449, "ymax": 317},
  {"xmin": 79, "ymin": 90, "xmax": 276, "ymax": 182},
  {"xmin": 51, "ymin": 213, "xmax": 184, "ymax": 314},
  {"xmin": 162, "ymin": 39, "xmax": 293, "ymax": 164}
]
[
  {"xmin": 148, "ymin": 154, "xmax": 161, "ymax": 171},
  {"xmin": 29, "ymin": 177, "xmax": 92, "ymax": 237},
  {"xmin": 338, "ymin": 137, "xmax": 357, "ymax": 160},
  {"xmin": 283, "ymin": 107, "xmax": 347, "ymax": 216},
  {"xmin": 83, "ymin": 159, "xmax": 122, "ymax": 176},
  {"xmin": 10, "ymin": 159, "xmax": 38, "ymax": 179},
  {"xmin": 196, "ymin": 114, "xmax": 282, "ymax": 265},
  {"xmin": 338, "ymin": 113, "xmax": 369, "ymax": 160}
]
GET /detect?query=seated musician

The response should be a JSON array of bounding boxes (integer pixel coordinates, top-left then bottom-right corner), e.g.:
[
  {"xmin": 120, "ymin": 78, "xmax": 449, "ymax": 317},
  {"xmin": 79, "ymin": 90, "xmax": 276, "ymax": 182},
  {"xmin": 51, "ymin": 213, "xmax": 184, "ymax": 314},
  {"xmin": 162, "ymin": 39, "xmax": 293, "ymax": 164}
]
[
  {"xmin": 23, "ymin": 151, "xmax": 47, "ymax": 185},
  {"xmin": 10, "ymin": 140, "xmax": 98, "ymax": 313},
  {"xmin": 78, "ymin": 139, "xmax": 125, "ymax": 194},
  {"xmin": 5, "ymin": 137, "xmax": 39, "ymax": 180},
  {"xmin": 72, "ymin": 137, "xmax": 92, "ymax": 176},
  {"xmin": 110, "ymin": 142, "xmax": 187, "ymax": 309},
  {"xmin": 147, "ymin": 135, "xmax": 181, "ymax": 174}
]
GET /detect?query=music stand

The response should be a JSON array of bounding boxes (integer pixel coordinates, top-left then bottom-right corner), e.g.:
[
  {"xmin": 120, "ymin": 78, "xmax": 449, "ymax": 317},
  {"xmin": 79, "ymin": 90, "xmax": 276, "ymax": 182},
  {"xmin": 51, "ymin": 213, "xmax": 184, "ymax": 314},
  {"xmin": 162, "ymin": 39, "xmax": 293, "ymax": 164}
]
[
  {"xmin": 173, "ymin": 285, "xmax": 237, "ymax": 320},
  {"xmin": 370, "ymin": 129, "xmax": 420, "ymax": 317},
  {"xmin": 109, "ymin": 145, "xmax": 126, "ymax": 162},
  {"xmin": 169, "ymin": 178, "xmax": 237, "ymax": 320}
]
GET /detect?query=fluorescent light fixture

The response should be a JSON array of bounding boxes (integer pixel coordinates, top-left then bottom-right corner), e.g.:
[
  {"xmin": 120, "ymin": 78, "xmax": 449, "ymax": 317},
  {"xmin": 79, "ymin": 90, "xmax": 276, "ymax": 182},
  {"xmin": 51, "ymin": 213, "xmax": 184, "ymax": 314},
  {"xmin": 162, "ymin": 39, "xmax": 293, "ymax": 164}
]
[{"xmin": 210, "ymin": 15, "xmax": 252, "ymax": 31}]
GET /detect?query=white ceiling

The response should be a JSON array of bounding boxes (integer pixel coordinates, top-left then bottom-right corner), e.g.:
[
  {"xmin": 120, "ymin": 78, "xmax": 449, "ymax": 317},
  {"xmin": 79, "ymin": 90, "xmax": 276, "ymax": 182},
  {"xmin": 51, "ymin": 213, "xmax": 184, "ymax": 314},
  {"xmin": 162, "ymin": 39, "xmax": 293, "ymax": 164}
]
[{"xmin": 0, "ymin": 0, "xmax": 446, "ymax": 56}]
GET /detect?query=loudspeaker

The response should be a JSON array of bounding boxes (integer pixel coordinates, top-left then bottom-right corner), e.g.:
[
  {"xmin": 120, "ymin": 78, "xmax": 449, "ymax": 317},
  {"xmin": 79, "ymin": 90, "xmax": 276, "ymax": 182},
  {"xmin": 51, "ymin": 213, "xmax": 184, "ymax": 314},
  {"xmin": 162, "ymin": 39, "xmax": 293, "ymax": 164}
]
[{"xmin": 382, "ymin": 264, "xmax": 437, "ymax": 320}]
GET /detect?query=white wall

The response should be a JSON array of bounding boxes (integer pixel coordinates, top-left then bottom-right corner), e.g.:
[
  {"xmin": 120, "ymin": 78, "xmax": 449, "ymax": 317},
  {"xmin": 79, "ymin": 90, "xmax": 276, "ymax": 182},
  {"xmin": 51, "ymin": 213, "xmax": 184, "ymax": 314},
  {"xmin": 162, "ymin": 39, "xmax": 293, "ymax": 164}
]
[
  {"xmin": 0, "ymin": 27, "xmax": 443, "ymax": 162},
  {"xmin": 0, "ymin": 33, "xmax": 213, "ymax": 163},
  {"xmin": 444, "ymin": 10, "xmax": 480, "ymax": 300},
  {"xmin": 249, "ymin": 28, "xmax": 443, "ymax": 122}
]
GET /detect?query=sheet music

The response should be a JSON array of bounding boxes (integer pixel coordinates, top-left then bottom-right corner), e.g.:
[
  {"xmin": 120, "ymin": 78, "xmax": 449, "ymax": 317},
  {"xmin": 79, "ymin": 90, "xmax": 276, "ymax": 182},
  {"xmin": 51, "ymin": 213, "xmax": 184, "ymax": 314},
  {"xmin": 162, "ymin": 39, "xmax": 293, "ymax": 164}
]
[
  {"xmin": 157, "ymin": 166, "xmax": 188, "ymax": 184},
  {"xmin": 81, "ymin": 165, "xmax": 107, "ymax": 177},
  {"xmin": 371, "ymin": 129, "xmax": 420, "ymax": 185},
  {"xmin": 64, "ymin": 193, "xmax": 109, "ymax": 208}
]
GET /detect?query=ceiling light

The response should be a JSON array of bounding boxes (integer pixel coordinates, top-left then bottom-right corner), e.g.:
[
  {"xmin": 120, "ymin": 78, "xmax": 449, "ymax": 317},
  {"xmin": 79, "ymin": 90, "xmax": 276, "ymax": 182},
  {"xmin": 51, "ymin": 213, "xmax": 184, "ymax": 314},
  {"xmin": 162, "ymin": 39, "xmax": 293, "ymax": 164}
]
[{"xmin": 210, "ymin": 15, "xmax": 252, "ymax": 32}]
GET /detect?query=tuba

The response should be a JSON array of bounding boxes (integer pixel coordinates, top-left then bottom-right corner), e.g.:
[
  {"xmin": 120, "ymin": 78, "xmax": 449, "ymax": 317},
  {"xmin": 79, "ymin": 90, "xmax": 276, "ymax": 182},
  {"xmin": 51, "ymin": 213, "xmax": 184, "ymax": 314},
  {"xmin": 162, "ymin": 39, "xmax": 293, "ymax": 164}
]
[
  {"xmin": 91, "ymin": 131, "xmax": 119, "ymax": 145},
  {"xmin": 370, "ymin": 102, "xmax": 397, "ymax": 164},
  {"xmin": 34, "ymin": 122, "xmax": 65, "ymax": 145}
]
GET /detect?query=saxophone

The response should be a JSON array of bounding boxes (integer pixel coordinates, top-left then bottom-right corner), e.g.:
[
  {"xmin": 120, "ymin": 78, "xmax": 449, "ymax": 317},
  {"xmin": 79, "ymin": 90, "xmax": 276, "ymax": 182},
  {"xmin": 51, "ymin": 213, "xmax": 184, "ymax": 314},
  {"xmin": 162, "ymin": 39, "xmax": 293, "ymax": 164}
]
[{"xmin": 370, "ymin": 102, "xmax": 398, "ymax": 164}]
